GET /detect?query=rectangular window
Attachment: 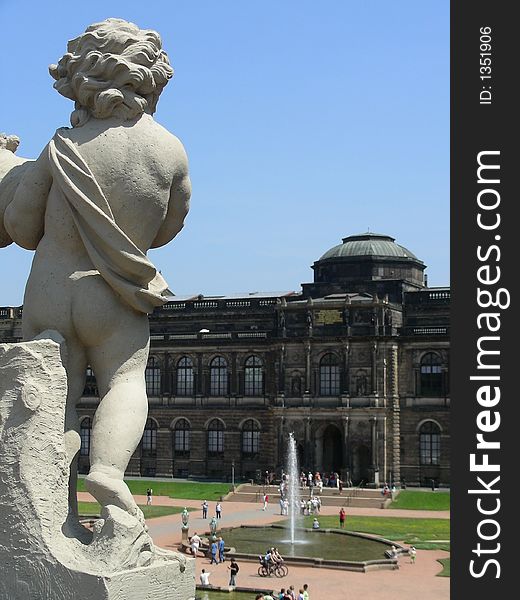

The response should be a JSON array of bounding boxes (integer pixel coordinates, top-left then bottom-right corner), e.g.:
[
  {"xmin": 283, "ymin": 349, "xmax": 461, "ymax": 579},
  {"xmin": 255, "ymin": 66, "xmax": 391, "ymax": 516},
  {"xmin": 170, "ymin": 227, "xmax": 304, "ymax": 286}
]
[
  {"xmin": 177, "ymin": 370, "xmax": 194, "ymax": 396},
  {"xmin": 146, "ymin": 368, "xmax": 161, "ymax": 396},
  {"xmin": 174, "ymin": 429, "xmax": 190, "ymax": 456},
  {"xmin": 208, "ymin": 430, "xmax": 224, "ymax": 454},
  {"xmin": 320, "ymin": 366, "xmax": 340, "ymax": 396},
  {"xmin": 420, "ymin": 434, "xmax": 440, "ymax": 465},
  {"xmin": 244, "ymin": 371, "xmax": 263, "ymax": 395},
  {"xmin": 242, "ymin": 431, "xmax": 260, "ymax": 455},
  {"xmin": 210, "ymin": 371, "xmax": 227, "ymax": 396},
  {"xmin": 80, "ymin": 430, "xmax": 90, "ymax": 456},
  {"xmin": 142, "ymin": 428, "xmax": 157, "ymax": 456}
]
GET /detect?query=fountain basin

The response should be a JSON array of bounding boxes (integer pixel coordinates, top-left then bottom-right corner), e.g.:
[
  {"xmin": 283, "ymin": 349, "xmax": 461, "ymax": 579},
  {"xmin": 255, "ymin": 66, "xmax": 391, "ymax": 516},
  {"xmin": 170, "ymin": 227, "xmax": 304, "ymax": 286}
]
[
  {"xmin": 219, "ymin": 525, "xmax": 403, "ymax": 572},
  {"xmin": 196, "ymin": 587, "xmax": 274, "ymax": 600}
]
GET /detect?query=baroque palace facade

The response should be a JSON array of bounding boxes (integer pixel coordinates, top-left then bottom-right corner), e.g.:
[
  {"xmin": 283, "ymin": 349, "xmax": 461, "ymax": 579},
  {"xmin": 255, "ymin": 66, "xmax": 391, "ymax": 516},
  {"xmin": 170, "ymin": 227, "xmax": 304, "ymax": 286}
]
[{"xmin": 0, "ymin": 233, "xmax": 450, "ymax": 487}]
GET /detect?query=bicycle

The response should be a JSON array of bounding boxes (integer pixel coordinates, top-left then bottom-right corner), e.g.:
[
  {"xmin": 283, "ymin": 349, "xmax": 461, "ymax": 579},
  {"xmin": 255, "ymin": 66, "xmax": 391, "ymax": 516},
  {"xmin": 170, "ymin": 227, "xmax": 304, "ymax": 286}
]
[{"xmin": 257, "ymin": 559, "xmax": 289, "ymax": 578}]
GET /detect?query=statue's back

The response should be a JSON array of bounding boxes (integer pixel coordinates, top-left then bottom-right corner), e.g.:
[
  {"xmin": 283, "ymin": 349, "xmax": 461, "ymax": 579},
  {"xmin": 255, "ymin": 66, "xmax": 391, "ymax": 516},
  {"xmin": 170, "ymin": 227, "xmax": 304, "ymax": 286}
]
[{"xmin": 47, "ymin": 114, "xmax": 185, "ymax": 253}]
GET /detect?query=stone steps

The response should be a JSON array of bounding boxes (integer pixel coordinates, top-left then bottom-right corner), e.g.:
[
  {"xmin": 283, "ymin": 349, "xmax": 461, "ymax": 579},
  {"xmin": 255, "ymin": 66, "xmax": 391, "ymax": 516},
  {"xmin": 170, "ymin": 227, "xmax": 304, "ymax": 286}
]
[
  {"xmin": 224, "ymin": 488, "xmax": 386, "ymax": 508},
  {"xmin": 241, "ymin": 484, "xmax": 384, "ymax": 497}
]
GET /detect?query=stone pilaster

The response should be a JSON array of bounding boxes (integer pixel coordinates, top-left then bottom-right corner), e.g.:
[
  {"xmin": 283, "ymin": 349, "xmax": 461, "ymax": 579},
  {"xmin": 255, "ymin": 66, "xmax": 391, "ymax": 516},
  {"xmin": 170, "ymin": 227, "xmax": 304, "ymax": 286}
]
[
  {"xmin": 371, "ymin": 342, "xmax": 378, "ymax": 394},
  {"xmin": 390, "ymin": 344, "xmax": 401, "ymax": 486},
  {"xmin": 304, "ymin": 341, "xmax": 311, "ymax": 393}
]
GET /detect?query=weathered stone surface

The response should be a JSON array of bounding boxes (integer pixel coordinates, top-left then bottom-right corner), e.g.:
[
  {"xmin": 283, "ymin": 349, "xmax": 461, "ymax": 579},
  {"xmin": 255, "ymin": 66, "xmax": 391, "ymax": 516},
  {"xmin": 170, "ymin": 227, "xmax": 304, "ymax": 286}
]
[
  {"xmin": 0, "ymin": 17, "xmax": 191, "ymax": 523},
  {"xmin": 0, "ymin": 335, "xmax": 195, "ymax": 599}
]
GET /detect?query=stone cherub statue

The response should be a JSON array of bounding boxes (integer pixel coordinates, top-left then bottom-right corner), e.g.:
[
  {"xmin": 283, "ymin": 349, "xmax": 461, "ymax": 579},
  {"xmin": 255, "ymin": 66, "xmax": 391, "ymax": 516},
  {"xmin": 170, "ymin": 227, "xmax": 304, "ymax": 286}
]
[
  {"xmin": 209, "ymin": 516, "xmax": 218, "ymax": 541},
  {"xmin": 181, "ymin": 507, "xmax": 190, "ymax": 530},
  {"xmin": 0, "ymin": 18, "xmax": 191, "ymax": 525}
]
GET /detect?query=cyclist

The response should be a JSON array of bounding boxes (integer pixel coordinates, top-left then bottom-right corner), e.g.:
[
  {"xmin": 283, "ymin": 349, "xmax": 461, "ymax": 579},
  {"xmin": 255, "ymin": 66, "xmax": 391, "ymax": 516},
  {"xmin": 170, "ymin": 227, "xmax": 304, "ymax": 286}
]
[
  {"xmin": 262, "ymin": 548, "xmax": 273, "ymax": 569},
  {"xmin": 272, "ymin": 548, "xmax": 284, "ymax": 564}
]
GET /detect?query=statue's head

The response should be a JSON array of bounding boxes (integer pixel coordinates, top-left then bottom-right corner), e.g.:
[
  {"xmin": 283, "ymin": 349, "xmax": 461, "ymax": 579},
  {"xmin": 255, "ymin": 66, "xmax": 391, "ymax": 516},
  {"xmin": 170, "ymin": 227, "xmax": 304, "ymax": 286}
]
[{"xmin": 49, "ymin": 18, "xmax": 173, "ymax": 127}]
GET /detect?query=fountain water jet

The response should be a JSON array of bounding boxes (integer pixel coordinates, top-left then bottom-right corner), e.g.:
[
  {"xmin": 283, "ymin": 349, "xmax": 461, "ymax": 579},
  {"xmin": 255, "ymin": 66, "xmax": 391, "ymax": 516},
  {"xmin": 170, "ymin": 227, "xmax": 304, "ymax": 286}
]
[{"xmin": 287, "ymin": 433, "xmax": 301, "ymax": 545}]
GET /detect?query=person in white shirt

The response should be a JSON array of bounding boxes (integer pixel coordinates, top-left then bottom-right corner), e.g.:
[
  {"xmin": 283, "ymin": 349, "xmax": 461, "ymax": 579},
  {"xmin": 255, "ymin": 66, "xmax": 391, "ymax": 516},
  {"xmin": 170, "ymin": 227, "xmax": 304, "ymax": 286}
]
[
  {"xmin": 200, "ymin": 569, "xmax": 210, "ymax": 585},
  {"xmin": 190, "ymin": 532, "xmax": 201, "ymax": 556}
]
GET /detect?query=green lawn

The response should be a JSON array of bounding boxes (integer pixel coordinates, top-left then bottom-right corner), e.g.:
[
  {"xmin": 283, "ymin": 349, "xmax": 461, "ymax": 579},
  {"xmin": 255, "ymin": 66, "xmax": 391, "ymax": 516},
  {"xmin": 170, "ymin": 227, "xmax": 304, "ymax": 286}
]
[
  {"xmin": 77, "ymin": 479, "xmax": 231, "ymax": 501},
  {"xmin": 389, "ymin": 490, "xmax": 450, "ymax": 511},
  {"xmin": 78, "ymin": 502, "xmax": 190, "ymax": 519},
  {"xmin": 413, "ymin": 542, "xmax": 450, "ymax": 551},
  {"xmin": 298, "ymin": 515, "xmax": 450, "ymax": 545},
  {"xmin": 437, "ymin": 558, "xmax": 451, "ymax": 577}
]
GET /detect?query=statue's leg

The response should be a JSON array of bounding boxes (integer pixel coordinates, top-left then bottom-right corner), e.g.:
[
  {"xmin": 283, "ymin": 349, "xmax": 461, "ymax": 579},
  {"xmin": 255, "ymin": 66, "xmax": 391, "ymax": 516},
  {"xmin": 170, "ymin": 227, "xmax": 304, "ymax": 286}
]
[
  {"xmin": 64, "ymin": 342, "xmax": 88, "ymax": 518},
  {"xmin": 84, "ymin": 318, "xmax": 149, "ymax": 519}
]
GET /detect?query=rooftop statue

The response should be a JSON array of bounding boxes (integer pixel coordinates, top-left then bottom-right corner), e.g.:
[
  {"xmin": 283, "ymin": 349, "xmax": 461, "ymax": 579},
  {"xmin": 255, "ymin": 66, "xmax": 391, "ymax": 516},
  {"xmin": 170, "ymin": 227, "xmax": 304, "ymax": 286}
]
[{"xmin": 0, "ymin": 18, "xmax": 193, "ymax": 599}]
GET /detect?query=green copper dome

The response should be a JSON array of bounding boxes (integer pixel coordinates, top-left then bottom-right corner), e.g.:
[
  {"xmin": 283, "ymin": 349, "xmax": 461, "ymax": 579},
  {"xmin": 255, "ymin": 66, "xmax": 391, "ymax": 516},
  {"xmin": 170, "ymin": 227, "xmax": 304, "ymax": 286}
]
[{"xmin": 319, "ymin": 233, "xmax": 421, "ymax": 262}]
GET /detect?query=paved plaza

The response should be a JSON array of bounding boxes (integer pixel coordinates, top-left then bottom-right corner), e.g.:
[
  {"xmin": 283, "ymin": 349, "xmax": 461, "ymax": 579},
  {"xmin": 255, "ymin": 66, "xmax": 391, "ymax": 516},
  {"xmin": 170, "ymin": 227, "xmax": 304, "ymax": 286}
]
[{"xmin": 79, "ymin": 492, "xmax": 450, "ymax": 600}]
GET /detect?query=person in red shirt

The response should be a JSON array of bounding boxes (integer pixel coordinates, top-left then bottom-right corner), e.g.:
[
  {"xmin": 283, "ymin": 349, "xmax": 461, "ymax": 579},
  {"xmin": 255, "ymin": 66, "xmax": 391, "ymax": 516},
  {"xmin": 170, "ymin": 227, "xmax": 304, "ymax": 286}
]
[{"xmin": 339, "ymin": 507, "xmax": 346, "ymax": 529}]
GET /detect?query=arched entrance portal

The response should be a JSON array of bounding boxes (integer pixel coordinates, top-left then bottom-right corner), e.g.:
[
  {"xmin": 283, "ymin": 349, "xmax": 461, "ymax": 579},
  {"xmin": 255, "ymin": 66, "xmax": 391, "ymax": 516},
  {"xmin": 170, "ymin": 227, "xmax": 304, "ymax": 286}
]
[
  {"xmin": 315, "ymin": 424, "xmax": 344, "ymax": 474},
  {"xmin": 352, "ymin": 444, "xmax": 371, "ymax": 484},
  {"xmin": 297, "ymin": 443, "xmax": 305, "ymax": 471},
  {"xmin": 322, "ymin": 425, "xmax": 343, "ymax": 473}
]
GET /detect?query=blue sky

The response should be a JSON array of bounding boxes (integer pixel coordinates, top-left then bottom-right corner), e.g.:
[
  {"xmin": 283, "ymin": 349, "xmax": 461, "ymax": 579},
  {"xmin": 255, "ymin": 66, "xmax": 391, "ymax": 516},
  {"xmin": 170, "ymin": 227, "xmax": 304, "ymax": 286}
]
[{"xmin": 0, "ymin": 0, "xmax": 449, "ymax": 305}]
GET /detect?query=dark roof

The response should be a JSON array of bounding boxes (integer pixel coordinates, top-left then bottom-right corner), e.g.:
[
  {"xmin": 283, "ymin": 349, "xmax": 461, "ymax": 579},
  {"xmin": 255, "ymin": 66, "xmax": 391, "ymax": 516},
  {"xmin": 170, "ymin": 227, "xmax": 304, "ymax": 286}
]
[
  {"xmin": 318, "ymin": 232, "xmax": 421, "ymax": 262},
  {"xmin": 166, "ymin": 291, "xmax": 296, "ymax": 302}
]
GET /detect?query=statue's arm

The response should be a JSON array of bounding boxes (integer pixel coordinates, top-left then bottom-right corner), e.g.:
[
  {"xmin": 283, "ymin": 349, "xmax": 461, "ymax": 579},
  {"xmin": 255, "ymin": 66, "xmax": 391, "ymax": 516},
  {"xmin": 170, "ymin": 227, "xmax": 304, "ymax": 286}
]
[
  {"xmin": 4, "ymin": 147, "xmax": 52, "ymax": 251},
  {"xmin": 0, "ymin": 148, "xmax": 30, "ymax": 247},
  {"xmin": 151, "ymin": 141, "xmax": 191, "ymax": 249}
]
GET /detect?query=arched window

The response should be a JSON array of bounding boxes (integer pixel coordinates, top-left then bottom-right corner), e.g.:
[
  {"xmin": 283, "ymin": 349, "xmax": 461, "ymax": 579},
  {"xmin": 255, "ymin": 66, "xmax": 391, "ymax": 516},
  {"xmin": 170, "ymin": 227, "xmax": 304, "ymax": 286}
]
[
  {"xmin": 419, "ymin": 421, "xmax": 441, "ymax": 465},
  {"xmin": 207, "ymin": 419, "xmax": 224, "ymax": 456},
  {"xmin": 145, "ymin": 357, "xmax": 161, "ymax": 396},
  {"xmin": 142, "ymin": 418, "xmax": 158, "ymax": 457},
  {"xmin": 244, "ymin": 356, "xmax": 263, "ymax": 396},
  {"xmin": 210, "ymin": 356, "xmax": 228, "ymax": 396},
  {"xmin": 420, "ymin": 353, "xmax": 443, "ymax": 396},
  {"xmin": 320, "ymin": 353, "xmax": 340, "ymax": 396},
  {"xmin": 174, "ymin": 418, "xmax": 191, "ymax": 457},
  {"xmin": 242, "ymin": 419, "xmax": 260, "ymax": 456},
  {"xmin": 80, "ymin": 417, "xmax": 91, "ymax": 456},
  {"xmin": 177, "ymin": 356, "xmax": 194, "ymax": 396}
]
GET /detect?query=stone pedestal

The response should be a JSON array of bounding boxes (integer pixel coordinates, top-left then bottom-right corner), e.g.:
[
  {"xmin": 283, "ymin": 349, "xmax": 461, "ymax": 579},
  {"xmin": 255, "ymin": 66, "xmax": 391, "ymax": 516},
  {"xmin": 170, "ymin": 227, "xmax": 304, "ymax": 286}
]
[{"xmin": 0, "ymin": 335, "xmax": 195, "ymax": 600}]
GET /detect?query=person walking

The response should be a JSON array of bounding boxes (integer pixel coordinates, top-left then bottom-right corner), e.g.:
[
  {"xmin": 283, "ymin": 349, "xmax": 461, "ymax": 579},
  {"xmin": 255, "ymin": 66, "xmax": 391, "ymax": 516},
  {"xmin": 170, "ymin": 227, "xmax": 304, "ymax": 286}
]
[
  {"xmin": 216, "ymin": 502, "xmax": 222, "ymax": 519},
  {"xmin": 210, "ymin": 540, "xmax": 218, "ymax": 564},
  {"xmin": 263, "ymin": 493, "xmax": 269, "ymax": 511},
  {"xmin": 228, "ymin": 559, "xmax": 239, "ymax": 586},
  {"xmin": 339, "ymin": 507, "xmax": 346, "ymax": 529},
  {"xmin": 218, "ymin": 536, "xmax": 225, "ymax": 563},
  {"xmin": 410, "ymin": 546, "xmax": 417, "ymax": 564},
  {"xmin": 202, "ymin": 500, "xmax": 208, "ymax": 519},
  {"xmin": 146, "ymin": 488, "xmax": 153, "ymax": 506},
  {"xmin": 199, "ymin": 569, "xmax": 211, "ymax": 585}
]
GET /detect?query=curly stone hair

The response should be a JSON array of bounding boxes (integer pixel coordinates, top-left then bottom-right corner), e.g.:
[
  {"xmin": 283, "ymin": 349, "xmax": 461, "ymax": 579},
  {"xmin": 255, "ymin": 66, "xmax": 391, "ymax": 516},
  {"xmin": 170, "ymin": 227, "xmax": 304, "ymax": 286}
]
[{"xmin": 49, "ymin": 18, "xmax": 174, "ymax": 127}]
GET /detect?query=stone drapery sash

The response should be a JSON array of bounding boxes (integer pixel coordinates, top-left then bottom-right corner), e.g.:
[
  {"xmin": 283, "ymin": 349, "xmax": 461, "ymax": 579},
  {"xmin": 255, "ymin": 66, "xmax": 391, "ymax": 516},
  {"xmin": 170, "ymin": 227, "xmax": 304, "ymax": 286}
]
[{"xmin": 48, "ymin": 129, "xmax": 171, "ymax": 314}]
